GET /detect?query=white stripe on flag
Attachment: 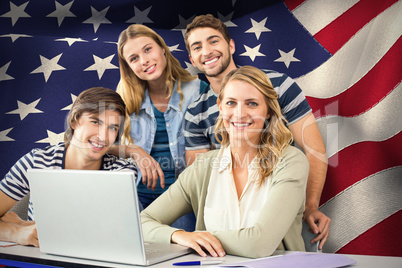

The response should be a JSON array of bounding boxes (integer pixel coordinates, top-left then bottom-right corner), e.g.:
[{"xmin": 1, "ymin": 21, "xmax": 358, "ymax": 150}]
[
  {"xmin": 316, "ymin": 82, "xmax": 402, "ymax": 158},
  {"xmin": 296, "ymin": 1, "xmax": 402, "ymax": 98},
  {"xmin": 320, "ymin": 166, "xmax": 402, "ymax": 253},
  {"xmin": 292, "ymin": 0, "xmax": 359, "ymax": 36}
]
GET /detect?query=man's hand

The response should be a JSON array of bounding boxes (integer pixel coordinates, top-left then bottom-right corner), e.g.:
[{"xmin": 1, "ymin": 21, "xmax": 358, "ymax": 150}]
[
  {"xmin": 15, "ymin": 224, "xmax": 39, "ymax": 247},
  {"xmin": 127, "ymin": 145, "xmax": 165, "ymax": 190},
  {"xmin": 0, "ymin": 212, "xmax": 39, "ymax": 247},
  {"xmin": 303, "ymin": 207, "xmax": 331, "ymax": 250},
  {"xmin": 171, "ymin": 230, "xmax": 225, "ymax": 258}
]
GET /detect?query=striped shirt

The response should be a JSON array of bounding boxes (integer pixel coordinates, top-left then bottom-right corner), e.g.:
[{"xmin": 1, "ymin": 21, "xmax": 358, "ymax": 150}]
[
  {"xmin": 0, "ymin": 142, "xmax": 137, "ymax": 220},
  {"xmin": 184, "ymin": 70, "xmax": 312, "ymax": 151}
]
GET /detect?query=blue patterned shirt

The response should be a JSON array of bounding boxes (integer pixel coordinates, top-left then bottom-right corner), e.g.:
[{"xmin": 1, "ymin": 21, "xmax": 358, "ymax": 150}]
[{"xmin": 0, "ymin": 142, "xmax": 137, "ymax": 220}]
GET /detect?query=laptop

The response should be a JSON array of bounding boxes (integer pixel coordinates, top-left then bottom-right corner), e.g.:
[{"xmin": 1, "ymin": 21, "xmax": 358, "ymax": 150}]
[{"xmin": 28, "ymin": 169, "xmax": 192, "ymax": 266}]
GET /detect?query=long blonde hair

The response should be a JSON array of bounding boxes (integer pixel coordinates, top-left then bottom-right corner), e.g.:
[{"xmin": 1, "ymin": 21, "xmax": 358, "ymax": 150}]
[
  {"xmin": 215, "ymin": 66, "xmax": 293, "ymax": 184},
  {"xmin": 117, "ymin": 24, "xmax": 196, "ymax": 143}
]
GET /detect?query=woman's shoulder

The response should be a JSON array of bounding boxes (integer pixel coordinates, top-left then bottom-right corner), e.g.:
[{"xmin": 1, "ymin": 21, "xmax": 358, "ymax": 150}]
[
  {"xmin": 194, "ymin": 149, "xmax": 221, "ymax": 162},
  {"xmin": 179, "ymin": 149, "xmax": 220, "ymax": 188},
  {"xmin": 280, "ymin": 146, "xmax": 309, "ymax": 170},
  {"xmin": 185, "ymin": 149, "xmax": 220, "ymax": 173},
  {"xmin": 180, "ymin": 78, "xmax": 206, "ymax": 106},
  {"xmin": 269, "ymin": 145, "xmax": 309, "ymax": 183},
  {"xmin": 283, "ymin": 145, "xmax": 306, "ymax": 158}
]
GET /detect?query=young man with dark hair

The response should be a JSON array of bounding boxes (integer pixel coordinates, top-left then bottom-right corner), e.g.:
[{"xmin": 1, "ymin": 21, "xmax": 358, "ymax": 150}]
[{"xmin": 0, "ymin": 87, "xmax": 138, "ymax": 247}]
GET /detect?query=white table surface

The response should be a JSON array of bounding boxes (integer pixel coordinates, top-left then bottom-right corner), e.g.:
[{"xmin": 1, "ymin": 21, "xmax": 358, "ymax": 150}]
[{"xmin": 1, "ymin": 245, "xmax": 402, "ymax": 267}]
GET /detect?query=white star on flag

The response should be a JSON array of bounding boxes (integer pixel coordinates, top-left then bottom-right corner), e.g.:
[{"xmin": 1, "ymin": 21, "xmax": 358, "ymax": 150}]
[
  {"xmin": 0, "ymin": 33, "xmax": 32, "ymax": 43},
  {"xmin": 240, "ymin": 44, "xmax": 266, "ymax": 61},
  {"xmin": 245, "ymin": 18, "xmax": 271, "ymax": 40},
  {"xmin": 61, "ymin": 94, "xmax": 77, "ymax": 110},
  {"xmin": 274, "ymin": 48, "xmax": 300, "ymax": 68},
  {"xmin": 0, "ymin": 128, "xmax": 15, "ymax": 142},
  {"xmin": 84, "ymin": 54, "xmax": 118, "ymax": 79},
  {"xmin": 6, "ymin": 99, "xmax": 43, "ymax": 121},
  {"xmin": 1, "ymin": 1, "xmax": 31, "ymax": 26},
  {"xmin": 46, "ymin": 0, "xmax": 76, "ymax": 26},
  {"xmin": 30, "ymin": 53, "xmax": 66, "ymax": 82},
  {"xmin": 0, "ymin": 62, "xmax": 14, "ymax": 82},
  {"xmin": 218, "ymin": 12, "xmax": 237, "ymax": 27},
  {"xmin": 184, "ymin": 62, "xmax": 201, "ymax": 76},
  {"xmin": 126, "ymin": 6, "xmax": 153, "ymax": 24},
  {"xmin": 104, "ymin": 41, "xmax": 117, "ymax": 45},
  {"xmin": 172, "ymin": 15, "xmax": 195, "ymax": 36},
  {"xmin": 83, "ymin": 6, "xmax": 111, "ymax": 33},
  {"xmin": 36, "ymin": 130, "xmax": 65, "ymax": 146},
  {"xmin": 55, "ymin": 37, "xmax": 88, "ymax": 46},
  {"xmin": 169, "ymin": 44, "xmax": 183, "ymax": 52}
]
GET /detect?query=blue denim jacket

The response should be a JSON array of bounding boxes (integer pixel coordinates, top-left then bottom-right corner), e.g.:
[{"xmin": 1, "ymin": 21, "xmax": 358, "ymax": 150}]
[{"xmin": 129, "ymin": 79, "xmax": 205, "ymax": 184}]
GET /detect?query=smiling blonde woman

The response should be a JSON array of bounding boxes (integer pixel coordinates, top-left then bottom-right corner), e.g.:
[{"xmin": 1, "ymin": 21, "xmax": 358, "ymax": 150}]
[{"xmin": 141, "ymin": 66, "xmax": 309, "ymax": 258}]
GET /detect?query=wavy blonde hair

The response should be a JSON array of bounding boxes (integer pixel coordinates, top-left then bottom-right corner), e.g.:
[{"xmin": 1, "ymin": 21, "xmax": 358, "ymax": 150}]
[
  {"xmin": 215, "ymin": 66, "xmax": 293, "ymax": 184},
  {"xmin": 117, "ymin": 24, "xmax": 196, "ymax": 143}
]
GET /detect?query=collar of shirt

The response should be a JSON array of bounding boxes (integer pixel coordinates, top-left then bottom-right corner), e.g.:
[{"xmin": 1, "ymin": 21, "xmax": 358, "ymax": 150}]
[
  {"xmin": 208, "ymin": 84, "xmax": 219, "ymax": 97},
  {"xmin": 139, "ymin": 83, "xmax": 181, "ymax": 115},
  {"xmin": 218, "ymin": 146, "xmax": 260, "ymax": 182}
]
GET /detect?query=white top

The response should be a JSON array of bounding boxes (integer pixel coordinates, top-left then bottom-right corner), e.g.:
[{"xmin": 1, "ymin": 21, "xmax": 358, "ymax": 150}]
[{"xmin": 204, "ymin": 146, "xmax": 272, "ymax": 231}]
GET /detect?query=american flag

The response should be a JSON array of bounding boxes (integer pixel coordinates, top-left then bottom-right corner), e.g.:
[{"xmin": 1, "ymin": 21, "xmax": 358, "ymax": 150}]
[{"xmin": 0, "ymin": 0, "xmax": 400, "ymax": 256}]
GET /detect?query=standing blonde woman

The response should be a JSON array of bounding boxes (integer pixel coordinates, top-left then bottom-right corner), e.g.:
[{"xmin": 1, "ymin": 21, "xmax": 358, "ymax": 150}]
[
  {"xmin": 141, "ymin": 66, "xmax": 309, "ymax": 258},
  {"xmin": 110, "ymin": 24, "xmax": 207, "ymax": 230}
]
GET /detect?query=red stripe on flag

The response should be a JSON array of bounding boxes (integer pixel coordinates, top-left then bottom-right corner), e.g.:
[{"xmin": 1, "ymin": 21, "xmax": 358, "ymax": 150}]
[
  {"xmin": 307, "ymin": 37, "xmax": 402, "ymax": 118},
  {"xmin": 320, "ymin": 132, "xmax": 402, "ymax": 205},
  {"xmin": 283, "ymin": 0, "xmax": 306, "ymax": 11},
  {"xmin": 314, "ymin": 0, "xmax": 397, "ymax": 54},
  {"xmin": 336, "ymin": 210, "xmax": 402, "ymax": 257}
]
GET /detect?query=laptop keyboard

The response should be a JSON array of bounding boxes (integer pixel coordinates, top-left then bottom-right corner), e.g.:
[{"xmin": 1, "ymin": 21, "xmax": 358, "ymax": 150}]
[
  {"xmin": 144, "ymin": 243, "xmax": 161, "ymax": 254},
  {"xmin": 145, "ymin": 248, "xmax": 160, "ymax": 254}
]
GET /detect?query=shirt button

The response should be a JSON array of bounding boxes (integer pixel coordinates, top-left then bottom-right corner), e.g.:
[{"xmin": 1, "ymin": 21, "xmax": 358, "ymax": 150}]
[
  {"xmin": 170, "ymin": 142, "xmax": 173, "ymax": 146},
  {"xmin": 166, "ymin": 123, "xmax": 170, "ymax": 127}
]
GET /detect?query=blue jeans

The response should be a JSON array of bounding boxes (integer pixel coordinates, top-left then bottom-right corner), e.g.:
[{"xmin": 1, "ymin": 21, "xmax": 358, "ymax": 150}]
[{"xmin": 138, "ymin": 192, "xmax": 196, "ymax": 232}]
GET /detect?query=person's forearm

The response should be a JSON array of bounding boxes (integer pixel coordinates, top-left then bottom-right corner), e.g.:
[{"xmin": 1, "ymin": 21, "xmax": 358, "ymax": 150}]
[
  {"xmin": 288, "ymin": 113, "xmax": 328, "ymax": 209},
  {"xmin": 108, "ymin": 145, "xmax": 127, "ymax": 158},
  {"xmin": 0, "ymin": 220, "xmax": 18, "ymax": 243},
  {"xmin": 305, "ymin": 154, "xmax": 328, "ymax": 209}
]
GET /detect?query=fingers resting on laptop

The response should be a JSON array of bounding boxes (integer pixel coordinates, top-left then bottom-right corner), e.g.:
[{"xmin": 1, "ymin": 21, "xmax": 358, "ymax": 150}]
[
  {"xmin": 16, "ymin": 224, "xmax": 39, "ymax": 247},
  {"xmin": 171, "ymin": 230, "xmax": 225, "ymax": 258}
]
